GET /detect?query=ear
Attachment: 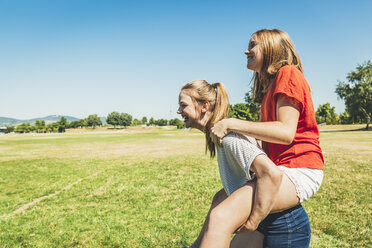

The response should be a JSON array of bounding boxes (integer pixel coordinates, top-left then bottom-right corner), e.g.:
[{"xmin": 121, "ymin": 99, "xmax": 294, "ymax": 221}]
[{"xmin": 201, "ymin": 101, "xmax": 210, "ymax": 113}]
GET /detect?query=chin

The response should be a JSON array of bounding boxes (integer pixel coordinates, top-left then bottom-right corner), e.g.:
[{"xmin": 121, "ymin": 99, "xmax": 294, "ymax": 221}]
[{"xmin": 247, "ymin": 65, "xmax": 256, "ymax": 71}]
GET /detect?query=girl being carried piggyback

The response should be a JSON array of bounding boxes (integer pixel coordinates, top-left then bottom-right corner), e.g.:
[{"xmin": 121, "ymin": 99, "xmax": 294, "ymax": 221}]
[{"xmin": 178, "ymin": 29, "xmax": 324, "ymax": 248}]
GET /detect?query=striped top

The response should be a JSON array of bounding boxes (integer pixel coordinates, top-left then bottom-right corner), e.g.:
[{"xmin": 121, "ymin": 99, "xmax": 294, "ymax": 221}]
[{"xmin": 217, "ymin": 133, "xmax": 265, "ymax": 196}]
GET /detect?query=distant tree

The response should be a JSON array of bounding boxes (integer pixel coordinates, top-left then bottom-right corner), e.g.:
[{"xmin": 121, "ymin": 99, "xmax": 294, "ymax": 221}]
[
  {"xmin": 244, "ymin": 92, "xmax": 260, "ymax": 121},
  {"xmin": 87, "ymin": 114, "xmax": 102, "ymax": 128},
  {"xmin": 58, "ymin": 116, "xmax": 68, "ymax": 133},
  {"xmin": 169, "ymin": 118, "xmax": 184, "ymax": 129},
  {"xmin": 15, "ymin": 123, "xmax": 34, "ymax": 133},
  {"xmin": 336, "ymin": 61, "xmax": 372, "ymax": 129},
  {"xmin": 34, "ymin": 120, "xmax": 46, "ymax": 133},
  {"xmin": 141, "ymin": 116, "xmax": 148, "ymax": 125},
  {"xmin": 41, "ymin": 121, "xmax": 46, "ymax": 133},
  {"xmin": 78, "ymin": 119, "xmax": 88, "ymax": 128},
  {"xmin": 120, "ymin": 113, "xmax": 132, "ymax": 127},
  {"xmin": 5, "ymin": 126, "xmax": 15, "ymax": 134},
  {"xmin": 35, "ymin": 120, "xmax": 41, "ymax": 132},
  {"xmin": 40, "ymin": 120, "xmax": 46, "ymax": 132},
  {"xmin": 339, "ymin": 111, "xmax": 353, "ymax": 124},
  {"xmin": 229, "ymin": 92, "xmax": 260, "ymax": 121},
  {"xmin": 155, "ymin": 119, "xmax": 168, "ymax": 126},
  {"xmin": 229, "ymin": 103, "xmax": 251, "ymax": 120},
  {"xmin": 132, "ymin": 119, "xmax": 142, "ymax": 126},
  {"xmin": 46, "ymin": 122, "xmax": 59, "ymax": 133},
  {"xmin": 315, "ymin": 103, "xmax": 339, "ymax": 125},
  {"xmin": 68, "ymin": 120, "xmax": 80, "ymax": 128},
  {"xmin": 107, "ymin": 111, "xmax": 121, "ymax": 128},
  {"xmin": 149, "ymin": 117, "xmax": 155, "ymax": 126}
]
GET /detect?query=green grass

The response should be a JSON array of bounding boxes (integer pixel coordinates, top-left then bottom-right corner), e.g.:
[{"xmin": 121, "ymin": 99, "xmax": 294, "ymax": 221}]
[{"xmin": 0, "ymin": 129, "xmax": 370, "ymax": 247}]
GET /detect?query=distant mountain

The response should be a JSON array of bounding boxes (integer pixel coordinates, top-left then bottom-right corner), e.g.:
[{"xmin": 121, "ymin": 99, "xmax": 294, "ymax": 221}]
[
  {"xmin": 0, "ymin": 115, "xmax": 80, "ymax": 127},
  {"xmin": 28, "ymin": 115, "xmax": 80, "ymax": 123},
  {"xmin": 0, "ymin": 117, "xmax": 20, "ymax": 126}
]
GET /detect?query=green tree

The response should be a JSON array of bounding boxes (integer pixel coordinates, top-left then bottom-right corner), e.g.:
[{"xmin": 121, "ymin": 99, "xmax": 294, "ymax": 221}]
[
  {"xmin": 149, "ymin": 117, "xmax": 155, "ymax": 126},
  {"xmin": 339, "ymin": 111, "xmax": 352, "ymax": 124},
  {"xmin": 120, "ymin": 113, "xmax": 132, "ymax": 127},
  {"xmin": 58, "ymin": 116, "xmax": 68, "ymax": 133},
  {"xmin": 5, "ymin": 126, "xmax": 15, "ymax": 134},
  {"xmin": 141, "ymin": 116, "xmax": 148, "ymax": 125},
  {"xmin": 229, "ymin": 92, "xmax": 260, "ymax": 121},
  {"xmin": 107, "ymin": 112, "xmax": 121, "ymax": 128},
  {"xmin": 34, "ymin": 120, "xmax": 46, "ymax": 133},
  {"xmin": 35, "ymin": 120, "xmax": 41, "ymax": 132},
  {"xmin": 169, "ymin": 118, "xmax": 184, "ymax": 129},
  {"xmin": 155, "ymin": 119, "xmax": 168, "ymax": 126},
  {"xmin": 15, "ymin": 123, "xmax": 34, "ymax": 133},
  {"xmin": 46, "ymin": 122, "xmax": 59, "ymax": 133},
  {"xmin": 68, "ymin": 120, "xmax": 80, "ymax": 128},
  {"xmin": 229, "ymin": 103, "xmax": 251, "ymax": 120},
  {"xmin": 87, "ymin": 114, "xmax": 102, "ymax": 128},
  {"xmin": 244, "ymin": 92, "xmax": 261, "ymax": 121},
  {"xmin": 132, "ymin": 119, "xmax": 142, "ymax": 126},
  {"xmin": 78, "ymin": 119, "xmax": 87, "ymax": 128},
  {"xmin": 336, "ymin": 61, "xmax": 372, "ymax": 129},
  {"xmin": 315, "ymin": 103, "xmax": 339, "ymax": 125}
]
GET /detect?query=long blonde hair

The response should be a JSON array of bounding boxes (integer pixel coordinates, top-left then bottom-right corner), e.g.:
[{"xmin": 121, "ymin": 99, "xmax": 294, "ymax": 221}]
[
  {"xmin": 251, "ymin": 29, "xmax": 303, "ymax": 103},
  {"xmin": 181, "ymin": 80, "xmax": 230, "ymax": 158}
]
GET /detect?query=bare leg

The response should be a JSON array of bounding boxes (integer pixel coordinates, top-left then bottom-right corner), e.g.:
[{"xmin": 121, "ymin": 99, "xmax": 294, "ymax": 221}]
[
  {"xmin": 190, "ymin": 189, "xmax": 229, "ymax": 248},
  {"xmin": 200, "ymin": 155, "xmax": 299, "ymax": 248},
  {"xmin": 200, "ymin": 182, "xmax": 256, "ymax": 248}
]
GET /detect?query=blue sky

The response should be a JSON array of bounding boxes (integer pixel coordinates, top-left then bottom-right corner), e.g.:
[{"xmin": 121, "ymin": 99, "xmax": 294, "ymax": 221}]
[{"xmin": 1, "ymin": 0, "xmax": 371, "ymax": 120}]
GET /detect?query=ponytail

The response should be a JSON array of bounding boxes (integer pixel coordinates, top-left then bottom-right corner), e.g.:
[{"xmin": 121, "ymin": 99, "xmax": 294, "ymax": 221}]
[{"xmin": 181, "ymin": 80, "xmax": 230, "ymax": 158}]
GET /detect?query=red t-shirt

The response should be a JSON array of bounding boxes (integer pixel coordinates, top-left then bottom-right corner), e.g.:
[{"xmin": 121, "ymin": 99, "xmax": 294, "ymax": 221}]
[{"xmin": 261, "ymin": 65, "xmax": 324, "ymax": 170}]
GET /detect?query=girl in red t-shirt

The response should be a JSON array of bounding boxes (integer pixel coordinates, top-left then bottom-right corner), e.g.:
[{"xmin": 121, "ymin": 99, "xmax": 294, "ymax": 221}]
[{"xmin": 192, "ymin": 29, "xmax": 324, "ymax": 247}]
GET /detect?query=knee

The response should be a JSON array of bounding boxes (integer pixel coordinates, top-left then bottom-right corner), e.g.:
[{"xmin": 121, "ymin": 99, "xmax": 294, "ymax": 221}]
[
  {"xmin": 256, "ymin": 165, "xmax": 284, "ymax": 185},
  {"xmin": 208, "ymin": 206, "xmax": 229, "ymax": 232},
  {"xmin": 270, "ymin": 169, "xmax": 284, "ymax": 184}
]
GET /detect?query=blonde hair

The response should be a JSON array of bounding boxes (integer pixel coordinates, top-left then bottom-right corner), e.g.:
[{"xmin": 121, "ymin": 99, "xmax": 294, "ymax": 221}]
[
  {"xmin": 181, "ymin": 80, "xmax": 230, "ymax": 158},
  {"xmin": 251, "ymin": 29, "xmax": 303, "ymax": 103}
]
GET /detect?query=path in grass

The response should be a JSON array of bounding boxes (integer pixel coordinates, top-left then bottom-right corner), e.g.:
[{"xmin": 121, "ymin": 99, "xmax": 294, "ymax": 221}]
[{"xmin": 11, "ymin": 171, "xmax": 102, "ymax": 216}]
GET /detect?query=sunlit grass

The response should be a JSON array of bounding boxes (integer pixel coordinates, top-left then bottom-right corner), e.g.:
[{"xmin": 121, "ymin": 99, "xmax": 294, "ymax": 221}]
[{"xmin": 0, "ymin": 128, "xmax": 370, "ymax": 247}]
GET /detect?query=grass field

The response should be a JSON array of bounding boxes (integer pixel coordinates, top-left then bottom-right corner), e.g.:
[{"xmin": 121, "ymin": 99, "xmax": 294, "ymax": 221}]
[{"xmin": 0, "ymin": 128, "xmax": 371, "ymax": 247}]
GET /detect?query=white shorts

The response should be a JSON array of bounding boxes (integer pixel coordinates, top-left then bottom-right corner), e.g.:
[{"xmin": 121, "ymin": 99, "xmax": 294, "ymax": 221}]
[{"xmin": 277, "ymin": 166, "xmax": 323, "ymax": 203}]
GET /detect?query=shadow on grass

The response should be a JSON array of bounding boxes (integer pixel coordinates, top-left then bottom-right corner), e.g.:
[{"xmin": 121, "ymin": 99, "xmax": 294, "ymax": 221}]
[{"xmin": 320, "ymin": 127, "xmax": 372, "ymax": 132}]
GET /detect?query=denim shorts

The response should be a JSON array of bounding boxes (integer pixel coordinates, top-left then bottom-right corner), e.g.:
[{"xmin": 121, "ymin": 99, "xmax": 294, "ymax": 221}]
[{"xmin": 257, "ymin": 204, "xmax": 311, "ymax": 248}]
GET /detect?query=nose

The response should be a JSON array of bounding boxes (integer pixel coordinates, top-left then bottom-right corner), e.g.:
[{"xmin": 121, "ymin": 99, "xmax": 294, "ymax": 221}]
[
  {"xmin": 177, "ymin": 107, "xmax": 182, "ymax": 114},
  {"xmin": 245, "ymin": 49, "xmax": 250, "ymax": 55}
]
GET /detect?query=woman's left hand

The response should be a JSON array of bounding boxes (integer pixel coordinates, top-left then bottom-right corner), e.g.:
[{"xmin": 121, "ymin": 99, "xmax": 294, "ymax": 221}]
[{"xmin": 211, "ymin": 119, "xmax": 230, "ymax": 146}]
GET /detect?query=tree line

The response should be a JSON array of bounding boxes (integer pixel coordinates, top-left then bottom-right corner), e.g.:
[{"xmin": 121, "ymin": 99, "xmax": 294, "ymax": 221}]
[{"xmin": 5, "ymin": 113, "xmax": 184, "ymax": 134}]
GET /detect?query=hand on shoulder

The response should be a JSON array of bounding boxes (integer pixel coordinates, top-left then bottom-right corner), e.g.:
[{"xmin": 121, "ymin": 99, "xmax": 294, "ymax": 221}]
[{"xmin": 211, "ymin": 118, "xmax": 232, "ymax": 146}]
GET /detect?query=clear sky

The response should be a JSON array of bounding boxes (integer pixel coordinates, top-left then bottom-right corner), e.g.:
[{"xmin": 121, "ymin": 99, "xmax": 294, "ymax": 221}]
[{"xmin": 1, "ymin": 0, "xmax": 371, "ymax": 120}]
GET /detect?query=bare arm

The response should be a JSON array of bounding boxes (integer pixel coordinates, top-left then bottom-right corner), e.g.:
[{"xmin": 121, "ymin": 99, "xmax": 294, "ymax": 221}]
[{"xmin": 211, "ymin": 95, "xmax": 300, "ymax": 145}]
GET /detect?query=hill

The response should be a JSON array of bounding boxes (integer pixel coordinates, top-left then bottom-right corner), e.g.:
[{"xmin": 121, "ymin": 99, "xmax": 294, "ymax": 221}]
[
  {"xmin": 0, "ymin": 117, "xmax": 20, "ymax": 126},
  {"xmin": 0, "ymin": 115, "xmax": 80, "ymax": 127}
]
